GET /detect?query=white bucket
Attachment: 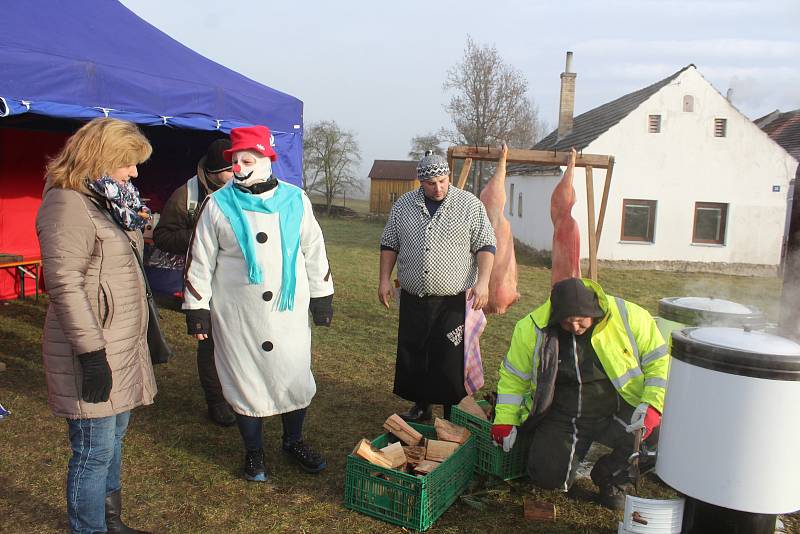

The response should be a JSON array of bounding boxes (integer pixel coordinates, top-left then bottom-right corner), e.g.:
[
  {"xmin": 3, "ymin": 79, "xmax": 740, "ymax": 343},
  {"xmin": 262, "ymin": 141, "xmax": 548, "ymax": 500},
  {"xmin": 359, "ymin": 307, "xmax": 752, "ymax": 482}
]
[{"xmin": 622, "ymin": 496, "xmax": 684, "ymax": 534}]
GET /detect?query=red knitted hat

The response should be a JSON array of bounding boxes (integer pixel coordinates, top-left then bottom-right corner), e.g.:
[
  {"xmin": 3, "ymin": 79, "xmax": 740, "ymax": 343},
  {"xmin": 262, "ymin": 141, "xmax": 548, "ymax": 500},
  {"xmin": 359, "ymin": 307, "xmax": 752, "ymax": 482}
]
[{"xmin": 223, "ymin": 125, "xmax": 277, "ymax": 162}]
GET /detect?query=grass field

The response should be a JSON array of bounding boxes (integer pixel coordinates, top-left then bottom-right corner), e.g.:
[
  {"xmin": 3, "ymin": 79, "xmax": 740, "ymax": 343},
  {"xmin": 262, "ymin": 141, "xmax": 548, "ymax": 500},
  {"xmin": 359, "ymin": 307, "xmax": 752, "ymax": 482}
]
[{"xmin": 0, "ymin": 215, "xmax": 795, "ymax": 533}]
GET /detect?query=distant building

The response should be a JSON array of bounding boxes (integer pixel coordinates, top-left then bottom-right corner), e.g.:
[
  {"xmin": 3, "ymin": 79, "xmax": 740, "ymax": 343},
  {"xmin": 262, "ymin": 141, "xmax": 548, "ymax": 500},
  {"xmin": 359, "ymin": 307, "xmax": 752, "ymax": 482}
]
[
  {"xmin": 368, "ymin": 160, "xmax": 418, "ymax": 215},
  {"xmin": 507, "ymin": 59, "xmax": 798, "ymax": 274}
]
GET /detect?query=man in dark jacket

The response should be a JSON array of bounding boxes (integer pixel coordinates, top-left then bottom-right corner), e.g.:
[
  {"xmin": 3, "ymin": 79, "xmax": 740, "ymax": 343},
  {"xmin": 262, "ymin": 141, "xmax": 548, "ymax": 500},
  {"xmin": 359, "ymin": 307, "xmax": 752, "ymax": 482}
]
[{"xmin": 154, "ymin": 139, "xmax": 236, "ymax": 426}]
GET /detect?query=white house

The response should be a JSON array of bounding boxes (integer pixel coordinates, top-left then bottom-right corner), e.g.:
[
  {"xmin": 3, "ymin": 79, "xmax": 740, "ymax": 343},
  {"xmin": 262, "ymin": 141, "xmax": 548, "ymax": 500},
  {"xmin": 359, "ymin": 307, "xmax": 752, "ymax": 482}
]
[{"xmin": 507, "ymin": 60, "xmax": 799, "ymax": 274}]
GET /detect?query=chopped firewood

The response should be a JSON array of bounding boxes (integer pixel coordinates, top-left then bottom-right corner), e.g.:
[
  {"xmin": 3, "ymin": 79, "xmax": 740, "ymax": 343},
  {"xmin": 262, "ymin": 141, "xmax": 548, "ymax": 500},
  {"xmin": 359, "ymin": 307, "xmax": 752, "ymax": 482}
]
[
  {"xmin": 379, "ymin": 442, "xmax": 407, "ymax": 470},
  {"xmin": 434, "ymin": 417, "xmax": 471, "ymax": 444},
  {"xmin": 413, "ymin": 460, "xmax": 440, "ymax": 475},
  {"xmin": 383, "ymin": 414, "xmax": 423, "ymax": 446},
  {"xmin": 523, "ymin": 498, "xmax": 556, "ymax": 522},
  {"xmin": 402, "ymin": 445, "xmax": 426, "ymax": 466},
  {"xmin": 425, "ymin": 439, "xmax": 459, "ymax": 462},
  {"xmin": 631, "ymin": 511, "xmax": 648, "ymax": 525},
  {"xmin": 457, "ymin": 396, "xmax": 488, "ymax": 421},
  {"xmin": 352, "ymin": 439, "xmax": 393, "ymax": 469}
]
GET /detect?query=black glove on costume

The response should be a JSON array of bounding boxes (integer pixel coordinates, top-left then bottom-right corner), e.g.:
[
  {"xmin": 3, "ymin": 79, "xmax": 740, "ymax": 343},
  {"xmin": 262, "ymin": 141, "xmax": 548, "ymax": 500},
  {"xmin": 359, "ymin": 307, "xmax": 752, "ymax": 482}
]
[
  {"xmin": 186, "ymin": 308, "xmax": 211, "ymax": 335},
  {"xmin": 78, "ymin": 348, "xmax": 112, "ymax": 403},
  {"xmin": 309, "ymin": 295, "xmax": 333, "ymax": 327}
]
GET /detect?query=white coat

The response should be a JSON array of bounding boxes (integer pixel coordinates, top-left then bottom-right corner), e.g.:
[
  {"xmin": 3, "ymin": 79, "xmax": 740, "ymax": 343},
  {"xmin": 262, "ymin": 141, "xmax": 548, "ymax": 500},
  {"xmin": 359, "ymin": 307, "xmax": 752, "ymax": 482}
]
[{"xmin": 183, "ymin": 181, "xmax": 333, "ymax": 417}]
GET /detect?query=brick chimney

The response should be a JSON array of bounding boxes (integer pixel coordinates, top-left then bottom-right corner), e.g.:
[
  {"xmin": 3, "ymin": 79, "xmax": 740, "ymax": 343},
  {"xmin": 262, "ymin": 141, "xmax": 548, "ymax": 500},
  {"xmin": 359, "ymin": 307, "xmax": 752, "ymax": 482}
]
[{"xmin": 557, "ymin": 51, "xmax": 576, "ymax": 139}]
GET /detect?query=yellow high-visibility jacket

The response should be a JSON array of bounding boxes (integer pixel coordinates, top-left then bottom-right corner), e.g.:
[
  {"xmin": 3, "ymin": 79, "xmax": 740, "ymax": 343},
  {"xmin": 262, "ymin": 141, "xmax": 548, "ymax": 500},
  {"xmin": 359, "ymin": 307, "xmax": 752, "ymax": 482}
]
[{"xmin": 494, "ymin": 279, "xmax": 669, "ymax": 426}]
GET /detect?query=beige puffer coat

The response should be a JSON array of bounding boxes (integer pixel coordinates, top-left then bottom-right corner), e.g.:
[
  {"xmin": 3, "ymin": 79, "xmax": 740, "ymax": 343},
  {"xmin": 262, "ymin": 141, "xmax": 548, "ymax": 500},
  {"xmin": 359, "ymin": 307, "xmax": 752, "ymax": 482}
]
[{"xmin": 36, "ymin": 183, "xmax": 157, "ymax": 419}]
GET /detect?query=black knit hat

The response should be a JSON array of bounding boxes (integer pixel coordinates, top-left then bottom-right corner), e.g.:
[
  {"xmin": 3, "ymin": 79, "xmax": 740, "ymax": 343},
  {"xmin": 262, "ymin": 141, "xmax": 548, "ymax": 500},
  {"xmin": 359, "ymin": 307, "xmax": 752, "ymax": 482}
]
[
  {"xmin": 549, "ymin": 278, "xmax": 605, "ymax": 325},
  {"xmin": 204, "ymin": 139, "xmax": 233, "ymax": 173}
]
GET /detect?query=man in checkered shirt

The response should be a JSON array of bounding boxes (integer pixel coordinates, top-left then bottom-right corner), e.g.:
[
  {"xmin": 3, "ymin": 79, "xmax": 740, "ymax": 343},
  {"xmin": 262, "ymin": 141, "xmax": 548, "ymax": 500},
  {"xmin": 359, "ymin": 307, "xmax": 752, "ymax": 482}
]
[{"xmin": 379, "ymin": 151, "xmax": 496, "ymax": 422}]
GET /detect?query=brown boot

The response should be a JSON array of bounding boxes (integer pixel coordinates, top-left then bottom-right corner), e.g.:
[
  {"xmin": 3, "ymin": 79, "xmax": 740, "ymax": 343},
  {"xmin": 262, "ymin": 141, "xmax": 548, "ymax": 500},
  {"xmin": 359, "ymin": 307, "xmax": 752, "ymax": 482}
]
[{"xmin": 105, "ymin": 490, "xmax": 151, "ymax": 534}]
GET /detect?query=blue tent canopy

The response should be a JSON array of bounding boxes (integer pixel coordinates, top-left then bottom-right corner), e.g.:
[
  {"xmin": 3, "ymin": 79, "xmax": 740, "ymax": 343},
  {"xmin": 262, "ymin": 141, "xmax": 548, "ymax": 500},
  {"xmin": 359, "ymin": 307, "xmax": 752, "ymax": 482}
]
[{"xmin": 0, "ymin": 0, "xmax": 303, "ymax": 184}]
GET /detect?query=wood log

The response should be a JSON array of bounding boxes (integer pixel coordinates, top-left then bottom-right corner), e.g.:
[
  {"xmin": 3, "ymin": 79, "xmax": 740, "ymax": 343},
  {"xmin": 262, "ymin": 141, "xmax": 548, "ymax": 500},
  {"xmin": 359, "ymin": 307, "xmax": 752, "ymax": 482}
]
[
  {"xmin": 413, "ymin": 460, "xmax": 440, "ymax": 475},
  {"xmin": 383, "ymin": 414, "xmax": 423, "ymax": 446},
  {"xmin": 379, "ymin": 441, "xmax": 407, "ymax": 470},
  {"xmin": 352, "ymin": 439, "xmax": 393, "ymax": 469},
  {"xmin": 425, "ymin": 440, "xmax": 459, "ymax": 462},
  {"xmin": 457, "ymin": 396, "xmax": 488, "ymax": 421},
  {"xmin": 402, "ymin": 445, "xmax": 426, "ymax": 466},
  {"xmin": 523, "ymin": 498, "xmax": 556, "ymax": 522},
  {"xmin": 0, "ymin": 361, "xmax": 6, "ymax": 372},
  {"xmin": 434, "ymin": 418, "xmax": 471, "ymax": 444}
]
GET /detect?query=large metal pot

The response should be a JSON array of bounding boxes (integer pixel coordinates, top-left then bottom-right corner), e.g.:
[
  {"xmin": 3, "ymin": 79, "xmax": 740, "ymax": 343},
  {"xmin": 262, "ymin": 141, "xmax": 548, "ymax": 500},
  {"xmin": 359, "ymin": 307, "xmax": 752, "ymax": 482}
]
[
  {"xmin": 656, "ymin": 327, "xmax": 800, "ymax": 532},
  {"xmin": 655, "ymin": 297, "xmax": 765, "ymax": 346}
]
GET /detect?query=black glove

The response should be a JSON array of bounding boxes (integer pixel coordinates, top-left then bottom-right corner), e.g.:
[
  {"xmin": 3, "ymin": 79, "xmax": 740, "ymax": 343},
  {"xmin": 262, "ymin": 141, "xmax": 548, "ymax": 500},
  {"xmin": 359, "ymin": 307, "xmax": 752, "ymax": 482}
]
[
  {"xmin": 78, "ymin": 349, "xmax": 112, "ymax": 403},
  {"xmin": 186, "ymin": 308, "xmax": 211, "ymax": 335},
  {"xmin": 309, "ymin": 295, "xmax": 333, "ymax": 327}
]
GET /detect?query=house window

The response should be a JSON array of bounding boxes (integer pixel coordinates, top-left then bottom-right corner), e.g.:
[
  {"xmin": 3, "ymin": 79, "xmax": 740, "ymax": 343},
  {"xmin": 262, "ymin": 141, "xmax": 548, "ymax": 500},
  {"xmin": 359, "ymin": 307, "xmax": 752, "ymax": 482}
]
[
  {"xmin": 518, "ymin": 193, "xmax": 523, "ymax": 218},
  {"xmin": 692, "ymin": 202, "xmax": 728, "ymax": 245},
  {"xmin": 683, "ymin": 95, "xmax": 694, "ymax": 112},
  {"xmin": 648, "ymin": 114, "xmax": 661, "ymax": 133},
  {"xmin": 714, "ymin": 118, "xmax": 727, "ymax": 137},
  {"xmin": 621, "ymin": 199, "xmax": 657, "ymax": 242},
  {"xmin": 388, "ymin": 191, "xmax": 398, "ymax": 203},
  {"xmin": 509, "ymin": 183, "xmax": 515, "ymax": 216}
]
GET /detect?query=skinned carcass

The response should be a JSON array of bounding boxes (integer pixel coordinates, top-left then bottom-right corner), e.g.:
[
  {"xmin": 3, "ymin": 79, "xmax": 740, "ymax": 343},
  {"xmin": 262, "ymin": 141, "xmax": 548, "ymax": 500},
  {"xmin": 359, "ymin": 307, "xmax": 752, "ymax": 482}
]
[
  {"xmin": 479, "ymin": 143, "xmax": 520, "ymax": 314},
  {"xmin": 550, "ymin": 148, "xmax": 581, "ymax": 286}
]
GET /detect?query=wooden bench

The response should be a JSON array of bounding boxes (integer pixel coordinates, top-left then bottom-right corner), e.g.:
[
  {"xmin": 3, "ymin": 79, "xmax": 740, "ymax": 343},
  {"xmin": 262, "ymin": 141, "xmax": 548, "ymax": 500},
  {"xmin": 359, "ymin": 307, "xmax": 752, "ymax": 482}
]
[{"xmin": 0, "ymin": 256, "xmax": 42, "ymax": 301}]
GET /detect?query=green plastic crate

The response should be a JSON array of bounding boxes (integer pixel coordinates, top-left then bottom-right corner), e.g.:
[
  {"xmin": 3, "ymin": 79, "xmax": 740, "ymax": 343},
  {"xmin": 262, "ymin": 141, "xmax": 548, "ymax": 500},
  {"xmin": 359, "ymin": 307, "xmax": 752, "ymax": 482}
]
[
  {"xmin": 343, "ymin": 422, "xmax": 475, "ymax": 531},
  {"xmin": 450, "ymin": 400, "xmax": 529, "ymax": 480}
]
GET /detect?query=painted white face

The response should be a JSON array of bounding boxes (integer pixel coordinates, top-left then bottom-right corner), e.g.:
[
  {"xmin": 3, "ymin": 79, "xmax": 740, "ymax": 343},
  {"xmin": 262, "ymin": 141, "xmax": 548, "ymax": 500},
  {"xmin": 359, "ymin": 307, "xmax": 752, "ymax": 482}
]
[{"xmin": 231, "ymin": 150, "xmax": 272, "ymax": 186}]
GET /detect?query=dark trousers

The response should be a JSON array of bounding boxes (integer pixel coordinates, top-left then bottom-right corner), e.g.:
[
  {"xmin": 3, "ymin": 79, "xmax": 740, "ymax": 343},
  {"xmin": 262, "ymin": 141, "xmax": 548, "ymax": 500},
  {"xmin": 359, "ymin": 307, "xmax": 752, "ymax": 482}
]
[
  {"xmin": 523, "ymin": 402, "xmax": 656, "ymax": 492},
  {"xmin": 235, "ymin": 408, "xmax": 307, "ymax": 451},
  {"xmin": 393, "ymin": 291, "xmax": 467, "ymax": 405},
  {"xmin": 197, "ymin": 322, "xmax": 225, "ymax": 406}
]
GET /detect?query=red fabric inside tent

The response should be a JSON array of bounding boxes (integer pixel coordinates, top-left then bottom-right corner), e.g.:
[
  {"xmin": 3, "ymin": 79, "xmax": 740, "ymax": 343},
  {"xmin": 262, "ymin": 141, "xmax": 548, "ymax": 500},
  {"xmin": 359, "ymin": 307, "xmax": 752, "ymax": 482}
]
[{"xmin": 0, "ymin": 129, "xmax": 68, "ymax": 299}]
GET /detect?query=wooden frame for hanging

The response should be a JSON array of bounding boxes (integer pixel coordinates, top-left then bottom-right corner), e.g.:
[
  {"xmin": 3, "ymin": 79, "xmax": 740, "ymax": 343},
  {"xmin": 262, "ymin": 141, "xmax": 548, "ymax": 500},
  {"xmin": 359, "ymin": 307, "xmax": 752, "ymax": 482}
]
[{"xmin": 447, "ymin": 145, "xmax": 616, "ymax": 281}]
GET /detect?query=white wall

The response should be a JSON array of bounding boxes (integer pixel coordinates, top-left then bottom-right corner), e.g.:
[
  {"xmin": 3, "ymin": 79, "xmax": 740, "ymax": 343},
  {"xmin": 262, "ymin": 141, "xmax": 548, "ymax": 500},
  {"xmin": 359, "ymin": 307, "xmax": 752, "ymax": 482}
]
[
  {"xmin": 506, "ymin": 173, "xmax": 559, "ymax": 251},
  {"xmin": 511, "ymin": 67, "xmax": 798, "ymax": 267}
]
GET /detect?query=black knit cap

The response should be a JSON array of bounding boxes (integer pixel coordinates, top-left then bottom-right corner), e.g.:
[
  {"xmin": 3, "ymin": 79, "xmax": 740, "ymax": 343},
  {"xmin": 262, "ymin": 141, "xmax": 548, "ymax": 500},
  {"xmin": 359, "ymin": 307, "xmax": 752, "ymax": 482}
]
[
  {"xmin": 549, "ymin": 278, "xmax": 605, "ymax": 325},
  {"xmin": 204, "ymin": 139, "xmax": 233, "ymax": 173}
]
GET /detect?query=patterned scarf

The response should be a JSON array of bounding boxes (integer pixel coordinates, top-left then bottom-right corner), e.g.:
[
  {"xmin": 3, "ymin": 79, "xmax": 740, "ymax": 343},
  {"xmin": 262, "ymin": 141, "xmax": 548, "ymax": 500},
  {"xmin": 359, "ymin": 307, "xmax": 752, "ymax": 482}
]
[
  {"xmin": 213, "ymin": 180, "xmax": 303, "ymax": 311},
  {"xmin": 88, "ymin": 177, "xmax": 151, "ymax": 231}
]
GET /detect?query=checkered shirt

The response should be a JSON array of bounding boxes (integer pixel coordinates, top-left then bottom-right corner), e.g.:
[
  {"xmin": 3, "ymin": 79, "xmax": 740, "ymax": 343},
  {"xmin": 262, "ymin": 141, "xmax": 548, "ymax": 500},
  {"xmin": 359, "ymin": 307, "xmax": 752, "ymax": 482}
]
[{"xmin": 380, "ymin": 186, "xmax": 496, "ymax": 296}]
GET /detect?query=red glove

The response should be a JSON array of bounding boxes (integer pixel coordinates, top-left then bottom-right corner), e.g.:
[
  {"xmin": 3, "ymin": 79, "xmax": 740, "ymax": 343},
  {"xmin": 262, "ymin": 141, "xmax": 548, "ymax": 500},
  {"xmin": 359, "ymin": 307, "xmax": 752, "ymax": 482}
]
[
  {"xmin": 643, "ymin": 405, "xmax": 661, "ymax": 440},
  {"xmin": 491, "ymin": 424, "xmax": 514, "ymax": 445}
]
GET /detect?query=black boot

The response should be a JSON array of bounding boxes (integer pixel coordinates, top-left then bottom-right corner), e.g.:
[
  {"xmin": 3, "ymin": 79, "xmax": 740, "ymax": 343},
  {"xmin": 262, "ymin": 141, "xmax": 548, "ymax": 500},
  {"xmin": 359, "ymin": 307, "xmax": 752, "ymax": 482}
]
[
  {"xmin": 105, "ymin": 490, "xmax": 150, "ymax": 534},
  {"xmin": 399, "ymin": 402, "xmax": 432, "ymax": 423},
  {"xmin": 244, "ymin": 448, "xmax": 268, "ymax": 482},
  {"xmin": 598, "ymin": 483, "xmax": 633, "ymax": 511},
  {"xmin": 207, "ymin": 401, "xmax": 236, "ymax": 427}
]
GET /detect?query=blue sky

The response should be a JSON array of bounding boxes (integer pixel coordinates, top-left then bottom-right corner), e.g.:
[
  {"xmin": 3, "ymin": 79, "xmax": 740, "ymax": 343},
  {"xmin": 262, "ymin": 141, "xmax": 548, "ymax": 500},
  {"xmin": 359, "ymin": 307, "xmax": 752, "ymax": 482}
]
[{"xmin": 121, "ymin": 0, "xmax": 800, "ymax": 193}]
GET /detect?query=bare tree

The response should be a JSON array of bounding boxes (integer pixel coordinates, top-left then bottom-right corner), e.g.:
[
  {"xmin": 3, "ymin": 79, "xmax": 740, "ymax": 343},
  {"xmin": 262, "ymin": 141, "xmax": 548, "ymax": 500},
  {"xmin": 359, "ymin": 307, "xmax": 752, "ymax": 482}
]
[
  {"xmin": 443, "ymin": 36, "xmax": 545, "ymax": 192},
  {"xmin": 408, "ymin": 132, "xmax": 444, "ymax": 160},
  {"xmin": 302, "ymin": 120, "xmax": 362, "ymax": 214}
]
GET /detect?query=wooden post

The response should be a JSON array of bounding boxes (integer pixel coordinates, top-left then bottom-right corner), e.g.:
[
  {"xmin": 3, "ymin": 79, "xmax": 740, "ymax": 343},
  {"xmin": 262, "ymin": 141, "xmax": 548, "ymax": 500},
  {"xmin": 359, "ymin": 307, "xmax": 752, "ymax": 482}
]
[
  {"xmin": 447, "ymin": 153, "xmax": 455, "ymax": 184},
  {"xmin": 456, "ymin": 158, "xmax": 473, "ymax": 189},
  {"xmin": 595, "ymin": 156, "xmax": 614, "ymax": 246},
  {"xmin": 780, "ymin": 176, "xmax": 800, "ymax": 340},
  {"xmin": 585, "ymin": 165, "xmax": 598, "ymax": 281}
]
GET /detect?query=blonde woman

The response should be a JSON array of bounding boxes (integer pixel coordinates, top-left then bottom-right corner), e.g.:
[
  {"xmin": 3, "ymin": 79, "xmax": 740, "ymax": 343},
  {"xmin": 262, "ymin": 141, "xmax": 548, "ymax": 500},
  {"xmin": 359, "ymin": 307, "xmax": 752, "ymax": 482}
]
[{"xmin": 36, "ymin": 117, "xmax": 156, "ymax": 534}]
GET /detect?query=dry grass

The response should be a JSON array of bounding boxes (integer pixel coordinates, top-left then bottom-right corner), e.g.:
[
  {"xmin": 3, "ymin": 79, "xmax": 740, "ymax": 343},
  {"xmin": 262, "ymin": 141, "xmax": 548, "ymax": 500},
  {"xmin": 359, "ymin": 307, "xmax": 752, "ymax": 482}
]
[{"xmin": 0, "ymin": 215, "xmax": 795, "ymax": 533}]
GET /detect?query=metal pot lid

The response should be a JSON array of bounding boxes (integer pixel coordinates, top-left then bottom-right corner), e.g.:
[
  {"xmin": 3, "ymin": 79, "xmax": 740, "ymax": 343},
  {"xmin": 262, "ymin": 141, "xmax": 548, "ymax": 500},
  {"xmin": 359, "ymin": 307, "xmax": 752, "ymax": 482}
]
[
  {"xmin": 671, "ymin": 327, "xmax": 800, "ymax": 381},
  {"xmin": 658, "ymin": 297, "xmax": 765, "ymax": 327}
]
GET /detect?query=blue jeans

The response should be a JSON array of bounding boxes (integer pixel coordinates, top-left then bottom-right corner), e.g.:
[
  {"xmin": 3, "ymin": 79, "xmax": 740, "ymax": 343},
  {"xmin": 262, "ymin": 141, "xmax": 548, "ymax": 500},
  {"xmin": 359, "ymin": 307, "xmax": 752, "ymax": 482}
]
[{"xmin": 66, "ymin": 411, "xmax": 130, "ymax": 534}]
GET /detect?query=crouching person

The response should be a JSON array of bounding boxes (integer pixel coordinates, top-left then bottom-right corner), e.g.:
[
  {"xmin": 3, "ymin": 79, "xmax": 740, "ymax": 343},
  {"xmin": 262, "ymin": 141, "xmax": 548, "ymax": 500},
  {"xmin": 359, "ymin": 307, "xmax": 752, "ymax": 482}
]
[
  {"xmin": 491, "ymin": 278, "xmax": 669, "ymax": 509},
  {"xmin": 183, "ymin": 125, "xmax": 334, "ymax": 482}
]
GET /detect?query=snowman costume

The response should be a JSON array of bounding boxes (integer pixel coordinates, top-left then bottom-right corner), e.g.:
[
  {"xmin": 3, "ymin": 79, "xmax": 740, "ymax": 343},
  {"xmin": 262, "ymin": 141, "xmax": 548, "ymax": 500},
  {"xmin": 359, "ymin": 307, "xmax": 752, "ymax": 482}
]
[{"xmin": 183, "ymin": 126, "xmax": 333, "ymax": 418}]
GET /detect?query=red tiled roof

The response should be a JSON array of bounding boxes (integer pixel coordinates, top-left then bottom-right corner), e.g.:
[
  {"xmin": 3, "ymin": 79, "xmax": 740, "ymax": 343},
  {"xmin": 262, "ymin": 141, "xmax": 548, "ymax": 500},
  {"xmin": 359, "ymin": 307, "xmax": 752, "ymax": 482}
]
[
  {"xmin": 756, "ymin": 109, "xmax": 800, "ymax": 162},
  {"xmin": 368, "ymin": 160, "xmax": 418, "ymax": 181}
]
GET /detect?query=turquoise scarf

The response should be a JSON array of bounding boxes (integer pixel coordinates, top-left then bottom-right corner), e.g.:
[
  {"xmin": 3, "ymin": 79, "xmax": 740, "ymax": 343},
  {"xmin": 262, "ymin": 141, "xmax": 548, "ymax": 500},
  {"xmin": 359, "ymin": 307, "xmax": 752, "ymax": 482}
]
[{"xmin": 214, "ymin": 180, "xmax": 303, "ymax": 311}]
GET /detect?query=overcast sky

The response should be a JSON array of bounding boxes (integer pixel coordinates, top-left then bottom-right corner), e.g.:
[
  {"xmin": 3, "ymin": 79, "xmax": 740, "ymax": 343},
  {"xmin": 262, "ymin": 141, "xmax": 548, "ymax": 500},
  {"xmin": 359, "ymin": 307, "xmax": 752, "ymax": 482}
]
[{"xmin": 121, "ymin": 0, "xmax": 800, "ymax": 195}]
